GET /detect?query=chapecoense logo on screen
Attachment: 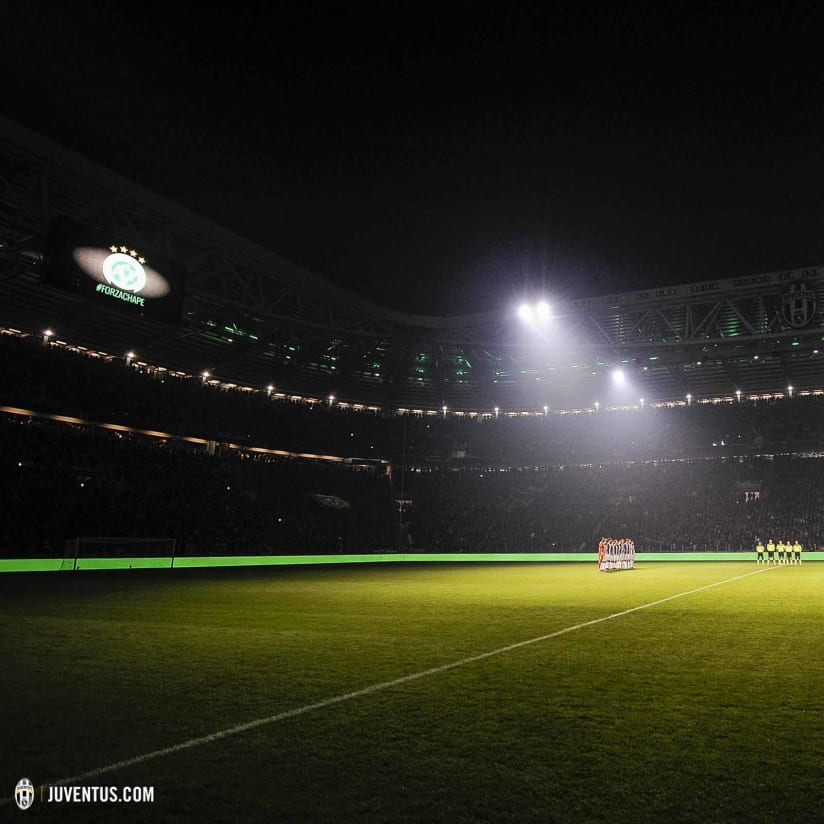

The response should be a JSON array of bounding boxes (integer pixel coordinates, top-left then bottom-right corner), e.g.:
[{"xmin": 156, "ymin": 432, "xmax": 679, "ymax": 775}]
[{"xmin": 103, "ymin": 247, "xmax": 147, "ymax": 293}]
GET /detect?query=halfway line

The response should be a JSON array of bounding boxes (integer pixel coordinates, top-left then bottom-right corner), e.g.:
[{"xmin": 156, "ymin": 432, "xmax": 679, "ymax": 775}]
[{"xmin": 1, "ymin": 564, "xmax": 777, "ymax": 803}]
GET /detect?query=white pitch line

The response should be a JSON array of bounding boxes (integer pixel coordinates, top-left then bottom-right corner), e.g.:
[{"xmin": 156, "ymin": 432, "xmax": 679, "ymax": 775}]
[{"xmin": 0, "ymin": 564, "xmax": 778, "ymax": 804}]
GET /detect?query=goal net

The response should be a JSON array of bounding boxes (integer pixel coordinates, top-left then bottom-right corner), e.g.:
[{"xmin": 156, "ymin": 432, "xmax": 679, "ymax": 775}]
[{"xmin": 63, "ymin": 537, "xmax": 177, "ymax": 570}]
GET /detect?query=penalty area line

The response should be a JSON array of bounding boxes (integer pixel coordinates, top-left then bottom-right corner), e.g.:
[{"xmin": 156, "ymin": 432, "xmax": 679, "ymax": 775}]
[{"xmin": 0, "ymin": 564, "xmax": 778, "ymax": 804}]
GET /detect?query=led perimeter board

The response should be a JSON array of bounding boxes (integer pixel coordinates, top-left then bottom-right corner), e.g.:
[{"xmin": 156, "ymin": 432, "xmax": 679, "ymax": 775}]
[{"xmin": 42, "ymin": 215, "xmax": 187, "ymax": 324}]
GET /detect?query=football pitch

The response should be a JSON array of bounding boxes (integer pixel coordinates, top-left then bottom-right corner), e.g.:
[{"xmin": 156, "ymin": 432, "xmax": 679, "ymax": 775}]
[{"xmin": 1, "ymin": 561, "xmax": 822, "ymax": 822}]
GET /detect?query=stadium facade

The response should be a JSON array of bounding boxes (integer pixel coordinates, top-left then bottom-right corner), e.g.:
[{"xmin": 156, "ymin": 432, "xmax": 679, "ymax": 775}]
[{"xmin": 2, "ymin": 114, "xmax": 823, "ymax": 414}]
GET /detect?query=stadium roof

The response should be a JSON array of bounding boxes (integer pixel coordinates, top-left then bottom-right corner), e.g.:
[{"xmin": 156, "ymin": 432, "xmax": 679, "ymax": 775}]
[{"xmin": 2, "ymin": 115, "xmax": 824, "ymax": 412}]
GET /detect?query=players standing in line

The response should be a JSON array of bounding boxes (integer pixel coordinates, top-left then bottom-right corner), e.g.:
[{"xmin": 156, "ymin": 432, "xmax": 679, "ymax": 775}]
[
  {"xmin": 793, "ymin": 539, "xmax": 802, "ymax": 564},
  {"xmin": 766, "ymin": 538, "xmax": 775, "ymax": 565},
  {"xmin": 598, "ymin": 536, "xmax": 635, "ymax": 571},
  {"xmin": 755, "ymin": 539, "xmax": 765, "ymax": 564}
]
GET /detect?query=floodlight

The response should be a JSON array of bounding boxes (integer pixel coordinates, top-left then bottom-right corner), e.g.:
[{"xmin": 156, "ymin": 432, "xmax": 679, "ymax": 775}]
[
  {"xmin": 536, "ymin": 301, "xmax": 551, "ymax": 321},
  {"xmin": 518, "ymin": 304, "xmax": 533, "ymax": 323},
  {"xmin": 612, "ymin": 369, "xmax": 626, "ymax": 386}
]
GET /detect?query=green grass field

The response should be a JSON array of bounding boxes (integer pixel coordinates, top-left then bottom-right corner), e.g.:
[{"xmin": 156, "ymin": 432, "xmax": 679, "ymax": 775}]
[{"xmin": 1, "ymin": 561, "xmax": 822, "ymax": 822}]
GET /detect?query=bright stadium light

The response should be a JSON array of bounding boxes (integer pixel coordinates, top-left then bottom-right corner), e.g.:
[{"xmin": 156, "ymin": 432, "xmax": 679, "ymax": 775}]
[
  {"xmin": 594, "ymin": 401, "xmax": 600, "ymax": 411},
  {"xmin": 517, "ymin": 300, "xmax": 552, "ymax": 324},
  {"xmin": 612, "ymin": 369, "xmax": 626, "ymax": 386},
  {"xmin": 736, "ymin": 389, "xmax": 742, "ymax": 402},
  {"xmin": 494, "ymin": 406, "xmax": 499, "ymax": 418},
  {"xmin": 686, "ymin": 393, "xmax": 693, "ymax": 405},
  {"xmin": 788, "ymin": 385, "xmax": 794, "ymax": 398},
  {"xmin": 640, "ymin": 398, "xmax": 645, "ymax": 407}
]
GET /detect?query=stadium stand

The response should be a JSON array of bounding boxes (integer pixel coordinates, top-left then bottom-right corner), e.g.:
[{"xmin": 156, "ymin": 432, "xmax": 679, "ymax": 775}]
[
  {"xmin": 2, "ymin": 331, "xmax": 824, "ymax": 557},
  {"xmin": 3, "ymin": 116, "xmax": 824, "ymax": 560}
]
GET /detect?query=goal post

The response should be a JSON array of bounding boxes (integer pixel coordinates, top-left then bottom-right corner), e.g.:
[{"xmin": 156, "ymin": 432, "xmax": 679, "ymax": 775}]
[{"xmin": 64, "ymin": 537, "xmax": 177, "ymax": 570}]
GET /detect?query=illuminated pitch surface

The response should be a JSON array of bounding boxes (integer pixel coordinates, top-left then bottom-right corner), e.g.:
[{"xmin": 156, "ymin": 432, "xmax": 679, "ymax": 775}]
[{"xmin": 1, "ymin": 563, "xmax": 822, "ymax": 822}]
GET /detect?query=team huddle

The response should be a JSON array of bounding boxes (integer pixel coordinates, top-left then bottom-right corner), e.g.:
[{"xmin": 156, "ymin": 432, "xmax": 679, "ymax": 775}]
[
  {"xmin": 755, "ymin": 539, "xmax": 803, "ymax": 564},
  {"xmin": 598, "ymin": 537, "xmax": 635, "ymax": 571}
]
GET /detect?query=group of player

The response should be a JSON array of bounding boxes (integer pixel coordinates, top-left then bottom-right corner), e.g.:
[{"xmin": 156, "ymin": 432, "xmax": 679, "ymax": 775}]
[
  {"xmin": 755, "ymin": 539, "xmax": 803, "ymax": 564},
  {"xmin": 598, "ymin": 537, "xmax": 635, "ymax": 571}
]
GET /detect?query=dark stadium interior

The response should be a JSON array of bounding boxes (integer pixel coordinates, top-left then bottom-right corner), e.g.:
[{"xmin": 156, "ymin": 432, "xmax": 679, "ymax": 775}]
[
  {"xmin": 2, "ymin": 100, "xmax": 824, "ymax": 562},
  {"xmin": 5, "ymin": 9, "xmax": 824, "ymax": 822},
  {"xmin": 0, "ymin": 74, "xmax": 824, "ymax": 556}
]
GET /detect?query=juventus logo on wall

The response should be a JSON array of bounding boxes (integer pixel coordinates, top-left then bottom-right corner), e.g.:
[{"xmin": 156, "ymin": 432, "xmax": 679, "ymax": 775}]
[{"xmin": 781, "ymin": 281, "xmax": 817, "ymax": 329}]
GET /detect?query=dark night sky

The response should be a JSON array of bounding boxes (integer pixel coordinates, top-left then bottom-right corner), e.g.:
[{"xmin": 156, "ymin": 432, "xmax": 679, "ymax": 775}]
[{"xmin": 3, "ymin": 1, "xmax": 824, "ymax": 316}]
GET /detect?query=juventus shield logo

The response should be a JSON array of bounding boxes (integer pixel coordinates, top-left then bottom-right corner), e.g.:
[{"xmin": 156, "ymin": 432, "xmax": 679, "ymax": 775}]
[
  {"xmin": 781, "ymin": 281, "xmax": 817, "ymax": 328},
  {"xmin": 15, "ymin": 778, "xmax": 35, "ymax": 810}
]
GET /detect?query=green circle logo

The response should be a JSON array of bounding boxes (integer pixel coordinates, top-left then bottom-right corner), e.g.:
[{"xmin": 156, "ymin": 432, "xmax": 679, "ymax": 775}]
[{"xmin": 103, "ymin": 253, "xmax": 147, "ymax": 293}]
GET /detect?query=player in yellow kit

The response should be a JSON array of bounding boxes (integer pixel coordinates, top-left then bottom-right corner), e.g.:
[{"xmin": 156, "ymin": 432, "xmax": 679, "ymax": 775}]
[
  {"xmin": 755, "ymin": 540, "xmax": 765, "ymax": 564},
  {"xmin": 793, "ymin": 539, "xmax": 802, "ymax": 564},
  {"xmin": 766, "ymin": 539, "xmax": 775, "ymax": 564}
]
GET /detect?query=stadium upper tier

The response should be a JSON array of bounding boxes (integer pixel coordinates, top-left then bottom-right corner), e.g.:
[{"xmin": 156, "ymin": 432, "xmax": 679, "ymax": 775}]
[
  {"xmin": 3, "ymin": 331, "xmax": 824, "ymax": 466},
  {"xmin": 2, "ymin": 115, "xmax": 824, "ymax": 412}
]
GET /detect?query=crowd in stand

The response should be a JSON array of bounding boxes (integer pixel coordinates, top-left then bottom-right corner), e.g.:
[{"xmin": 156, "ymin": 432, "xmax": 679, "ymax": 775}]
[
  {"xmin": 2, "ymin": 331, "xmax": 824, "ymax": 557},
  {"xmin": 399, "ymin": 458, "xmax": 824, "ymax": 553},
  {"xmin": 0, "ymin": 414, "xmax": 395, "ymax": 556}
]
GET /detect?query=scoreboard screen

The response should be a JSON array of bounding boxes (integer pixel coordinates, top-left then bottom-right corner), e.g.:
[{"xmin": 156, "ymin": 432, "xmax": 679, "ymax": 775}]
[{"xmin": 42, "ymin": 215, "xmax": 187, "ymax": 324}]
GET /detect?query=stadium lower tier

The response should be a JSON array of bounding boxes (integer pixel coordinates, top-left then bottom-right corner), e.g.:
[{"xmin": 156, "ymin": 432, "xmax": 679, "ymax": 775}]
[{"xmin": 2, "ymin": 412, "xmax": 823, "ymax": 557}]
